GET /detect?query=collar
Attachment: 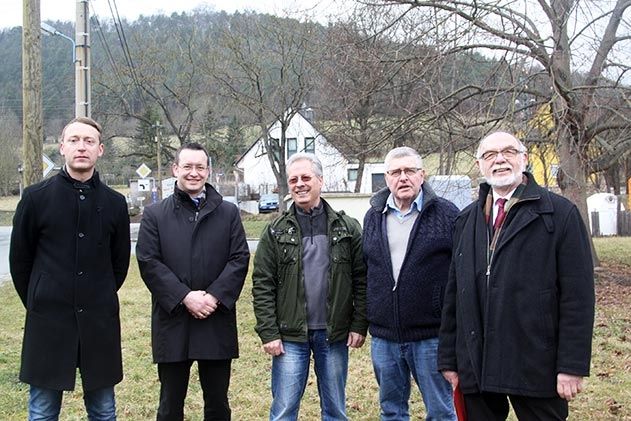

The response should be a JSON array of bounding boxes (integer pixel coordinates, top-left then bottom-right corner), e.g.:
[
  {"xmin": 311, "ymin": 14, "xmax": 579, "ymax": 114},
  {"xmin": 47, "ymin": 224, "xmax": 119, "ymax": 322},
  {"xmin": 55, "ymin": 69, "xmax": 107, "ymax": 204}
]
[
  {"xmin": 483, "ymin": 174, "xmax": 528, "ymax": 225},
  {"xmin": 492, "ymin": 187, "xmax": 517, "ymax": 205},
  {"xmin": 192, "ymin": 189, "xmax": 206, "ymax": 201},
  {"xmin": 383, "ymin": 189, "xmax": 423, "ymax": 218},
  {"xmin": 60, "ymin": 166, "xmax": 98, "ymax": 189},
  {"xmin": 174, "ymin": 184, "xmax": 206, "ymax": 207},
  {"xmin": 295, "ymin": 200, "xmax": 324, "ymax": 217}
]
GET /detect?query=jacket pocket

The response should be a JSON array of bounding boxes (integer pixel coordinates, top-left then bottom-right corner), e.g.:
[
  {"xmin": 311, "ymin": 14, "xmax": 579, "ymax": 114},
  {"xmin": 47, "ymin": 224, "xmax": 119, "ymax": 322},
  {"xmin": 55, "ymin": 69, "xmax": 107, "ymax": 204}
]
[
  {"xmin": 331, "ymin": 231, "xmax": 352, "ymax": 265},
  {"xmin": 538, "ymin": 289, "xmax": 558, "ymax": 349},
  {"xmin": 432, "ymin": 284, "xmax": 443, "ymax": 318},
  {"xmin": 277, "ymin": 233, "xmax": 300, "ymax": 265},
  {"xmin": 26, "ymin": 272, "xmax": 44, "ymax": 310}
]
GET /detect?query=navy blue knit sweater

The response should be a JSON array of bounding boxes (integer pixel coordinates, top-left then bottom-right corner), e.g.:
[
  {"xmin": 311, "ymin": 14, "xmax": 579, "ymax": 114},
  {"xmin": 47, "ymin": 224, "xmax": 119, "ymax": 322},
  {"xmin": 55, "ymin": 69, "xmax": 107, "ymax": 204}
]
[{"xmin": 362, "ymin": 183, "xmax": 459, "ymax": 342}]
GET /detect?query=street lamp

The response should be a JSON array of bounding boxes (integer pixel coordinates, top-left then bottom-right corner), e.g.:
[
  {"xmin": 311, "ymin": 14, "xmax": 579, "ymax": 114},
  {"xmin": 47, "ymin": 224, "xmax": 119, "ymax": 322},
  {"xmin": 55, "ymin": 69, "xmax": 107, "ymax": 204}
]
[
  {"xmin": 41, "ymin": 20, "xmax": 90, "ymax": 118},
  {"xmin": 40, "ymin": 22, "xmax": 76, "ymax": 63}
]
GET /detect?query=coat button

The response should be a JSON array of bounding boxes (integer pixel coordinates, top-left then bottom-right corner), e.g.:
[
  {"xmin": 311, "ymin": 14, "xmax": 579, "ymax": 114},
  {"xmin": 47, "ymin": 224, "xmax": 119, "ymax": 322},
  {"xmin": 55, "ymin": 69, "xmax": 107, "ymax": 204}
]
[
  {"xmin": 79, "ymin": 195, "xmax": 85, "ymax": 200},
  {"xmin": 189, "ymin": 217, "xmax": 194, "ymax": 222},
  {"xmin": 77, "ymin": 271, "xmax": 83, "ymax": 276},
  {"xmin": 78, "ymin": 233, "xmax": 85, "ymax": 238},
  {"xmin": 77, "ymin": 308, "xmax": 84, "ymax": 313}
]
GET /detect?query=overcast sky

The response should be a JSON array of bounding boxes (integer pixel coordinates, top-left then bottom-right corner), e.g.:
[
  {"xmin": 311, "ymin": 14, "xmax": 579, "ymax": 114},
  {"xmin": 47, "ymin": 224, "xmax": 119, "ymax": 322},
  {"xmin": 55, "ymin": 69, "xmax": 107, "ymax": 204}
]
[{"xmin": 0, "ymin": 0, "xmax": 341, "ymax": 30}]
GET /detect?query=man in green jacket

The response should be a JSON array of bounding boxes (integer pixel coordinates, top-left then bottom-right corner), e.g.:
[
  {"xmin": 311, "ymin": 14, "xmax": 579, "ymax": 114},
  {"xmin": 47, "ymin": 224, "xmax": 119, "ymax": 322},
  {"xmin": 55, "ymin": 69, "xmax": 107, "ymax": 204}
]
[{"xmin": 253, "ymin": 152, "xmax": 367, "ymax": 421}]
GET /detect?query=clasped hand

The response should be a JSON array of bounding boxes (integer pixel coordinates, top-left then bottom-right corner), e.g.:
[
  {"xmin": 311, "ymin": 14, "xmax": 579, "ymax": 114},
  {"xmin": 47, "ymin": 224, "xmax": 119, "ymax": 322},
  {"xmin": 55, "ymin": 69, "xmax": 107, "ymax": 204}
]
[{"xmin": 182, "ymin": 290, "xmax": 219, "ymax": 319}]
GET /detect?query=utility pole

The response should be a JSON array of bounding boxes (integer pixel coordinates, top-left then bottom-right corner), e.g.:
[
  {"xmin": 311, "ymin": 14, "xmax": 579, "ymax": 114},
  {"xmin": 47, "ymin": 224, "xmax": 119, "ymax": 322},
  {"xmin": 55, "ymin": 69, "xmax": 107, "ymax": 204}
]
[
  {"xmin": 22, "ymin": 0, "xmax": 43, "ymax": 187},
  {"xmin": 75, "ymin": 0, "xmax": 90, "ymax": 117},
  {"xmin": 154, "ymin": 121, "xmax": 163, "ymax": 199}
]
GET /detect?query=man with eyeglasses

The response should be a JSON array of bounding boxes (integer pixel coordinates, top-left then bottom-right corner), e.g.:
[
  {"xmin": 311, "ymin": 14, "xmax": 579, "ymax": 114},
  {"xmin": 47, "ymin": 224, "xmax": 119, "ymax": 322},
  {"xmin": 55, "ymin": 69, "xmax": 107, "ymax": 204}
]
[
  {"xmin": 363, "ymin": 146, "xmax": 459, "ymax": 420},
  {"xmin": 252, "ymin": 152, "xmax": 367, "ymax": 420},
  {"xmin": 136, "ymin": 142, "xmax": 250, "ymax": 420},
  {"xmin": 438, "ymin": 132, "xmax": 595, "ymax": 420},
  {"xmin": 10, "ymin": 117, "xmax": 131, "ymax": 420}
]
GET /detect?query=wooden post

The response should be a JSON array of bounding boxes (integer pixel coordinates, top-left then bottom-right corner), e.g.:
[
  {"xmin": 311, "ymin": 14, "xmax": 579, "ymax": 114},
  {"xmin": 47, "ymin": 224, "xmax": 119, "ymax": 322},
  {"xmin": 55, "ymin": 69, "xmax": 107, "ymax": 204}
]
[{"xmin": 22, "ymin": 0, "xmax": 43, "ymax": 187}]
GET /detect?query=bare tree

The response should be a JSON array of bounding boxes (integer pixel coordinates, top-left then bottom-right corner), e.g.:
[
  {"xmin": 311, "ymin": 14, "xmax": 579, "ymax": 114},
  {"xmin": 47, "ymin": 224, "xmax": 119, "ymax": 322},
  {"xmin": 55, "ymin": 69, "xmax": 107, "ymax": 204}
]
[
  {"xmin": 372, "ymin": 0, "xmax": 631, "ymax": 237},
  {"xmin": 93, "ymin": 15, "xmax": 206, "ymax": 148},
  {"xmin": 209, "ymin": 14, "xmax": 318, "ymax": 209},
  {"xmin": 318, "ymin": 15, "xmax": 408, "ymax": 192},
  {"xmin": 0, "ymin": 112, "xmax": 22, "ymax": 195}
]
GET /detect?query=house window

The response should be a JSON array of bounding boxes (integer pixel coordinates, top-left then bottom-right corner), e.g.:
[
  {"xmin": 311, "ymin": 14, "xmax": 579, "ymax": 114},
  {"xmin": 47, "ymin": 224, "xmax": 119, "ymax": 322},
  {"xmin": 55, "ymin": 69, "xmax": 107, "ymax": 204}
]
[
  {"xmin": 287, "ymin": 138, "xmax": 297, "ymax": 157},
  {"xmin": 270, "ymin": 138, "xmax": 281, "ymax": 161},
  {"xmin": 371, "ymin": 173, "xmax": 386, "ymax": 192},
  {"xmin": 304, "ymin": 137, "xmax": 315, "ymax": 154},
  {"xmin": 348, "ymin": 169, "xmax": 358, "ymax": 182}
]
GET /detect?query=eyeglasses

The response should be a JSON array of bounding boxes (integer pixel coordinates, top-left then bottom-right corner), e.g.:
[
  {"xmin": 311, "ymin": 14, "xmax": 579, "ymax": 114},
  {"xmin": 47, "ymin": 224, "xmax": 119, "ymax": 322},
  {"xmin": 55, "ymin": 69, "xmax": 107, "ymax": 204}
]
[
  {"xmin": 178, "ymin": 164, "xmax": 209, "ymax": 173},
  {"xmin": 65, "ymin": 137, "xmax": 98, "ymax": 147},
  {"xmin": 478, "ymin": 147, "xmax": 524, "ymax": 161},
  {"xmin": 386, "ymin": 167, "xmax": 422, "ymax": 177},
  {"xmin": 288, "ymin": 174, "xmax": 315, "ymax": 185}
]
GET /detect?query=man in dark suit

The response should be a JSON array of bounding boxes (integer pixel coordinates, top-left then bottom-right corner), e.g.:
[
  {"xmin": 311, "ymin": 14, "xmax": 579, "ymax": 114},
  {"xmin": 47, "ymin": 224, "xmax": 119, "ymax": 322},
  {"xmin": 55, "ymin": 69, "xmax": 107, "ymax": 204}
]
[
  {"xmin": 136, "ymin": 143, "xmax": 250, "ymax": 420},
  {"xmin": 10, "ymin": 117, "xmax": 131, "ymax": 420}
]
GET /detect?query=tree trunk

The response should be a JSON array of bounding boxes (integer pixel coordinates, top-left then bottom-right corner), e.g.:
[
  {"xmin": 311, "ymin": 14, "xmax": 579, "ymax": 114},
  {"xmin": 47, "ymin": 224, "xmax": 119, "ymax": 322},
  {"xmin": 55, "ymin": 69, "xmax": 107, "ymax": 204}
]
[
  {"xmin": 604, "ymin": 163, "xmax": 620, "ymax": 195},
  {"xmin": 22, "ymin": 0, "xmax": 43, "ymax": 187},
  {"xmin": 354, "ymin": 155, "xmax": 366, "ymax": 193},
  {"xmin": 556, "ymin": 133, "xmax": 600, "ymax": 267}
]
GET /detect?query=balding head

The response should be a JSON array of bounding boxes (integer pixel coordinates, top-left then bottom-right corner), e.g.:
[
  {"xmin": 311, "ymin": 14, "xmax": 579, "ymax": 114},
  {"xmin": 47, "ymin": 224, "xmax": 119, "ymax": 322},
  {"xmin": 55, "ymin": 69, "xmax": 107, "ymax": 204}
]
[{"xmin": 476, "ymin": 132, "xmax": 524, "ymax": 159}]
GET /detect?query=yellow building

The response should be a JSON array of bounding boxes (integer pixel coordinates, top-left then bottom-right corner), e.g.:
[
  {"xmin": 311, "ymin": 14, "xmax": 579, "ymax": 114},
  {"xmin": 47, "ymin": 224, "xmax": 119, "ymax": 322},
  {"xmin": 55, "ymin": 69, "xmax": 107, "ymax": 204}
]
[{"xmin": 527, "ymin": 143, "xmax": 559, "ymax": 188}]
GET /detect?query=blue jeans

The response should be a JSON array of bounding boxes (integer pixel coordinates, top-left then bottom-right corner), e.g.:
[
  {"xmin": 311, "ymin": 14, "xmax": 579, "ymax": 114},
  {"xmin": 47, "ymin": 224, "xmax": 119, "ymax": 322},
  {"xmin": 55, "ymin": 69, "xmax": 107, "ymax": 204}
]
[
  {"xmin": 270, "ymin": 329, "xmax": 348, "ymax": 421},
  {"xmin": 371, "ymin": 336, "xmax": 456, "ymax": 421},
  {"xmin": 28, "ymin": 385, "xmax": 116, "ymax": 421}
]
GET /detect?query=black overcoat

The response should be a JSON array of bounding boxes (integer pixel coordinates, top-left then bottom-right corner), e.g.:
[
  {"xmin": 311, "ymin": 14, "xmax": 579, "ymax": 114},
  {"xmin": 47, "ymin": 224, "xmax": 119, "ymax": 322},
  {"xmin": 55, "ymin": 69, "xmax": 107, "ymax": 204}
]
[
  {"xmin": 438, "ymin": 173, "xmax": 595, "ymax": 397},
  {"xmin": 136, "ymin": 184, "xmax": 249, "ymax": 362},
  {"xmin": 10, "ymin": 171, "xmax": 131, "ymax": 391}
]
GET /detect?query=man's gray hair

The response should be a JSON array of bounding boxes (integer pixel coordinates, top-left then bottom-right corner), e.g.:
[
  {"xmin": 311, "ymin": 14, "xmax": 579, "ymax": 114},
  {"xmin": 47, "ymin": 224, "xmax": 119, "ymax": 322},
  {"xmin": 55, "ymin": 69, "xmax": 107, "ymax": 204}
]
[
  {"xmin": 475, "ymin": 132, "xmax": 526, "ymax": 159},
  {"xmin": 286, "ymin": 152, "xmax": 323, "ymax": 177},
  {"xmin": 384, "ymin": 146, "xmax": 423, "ymax": 169}
]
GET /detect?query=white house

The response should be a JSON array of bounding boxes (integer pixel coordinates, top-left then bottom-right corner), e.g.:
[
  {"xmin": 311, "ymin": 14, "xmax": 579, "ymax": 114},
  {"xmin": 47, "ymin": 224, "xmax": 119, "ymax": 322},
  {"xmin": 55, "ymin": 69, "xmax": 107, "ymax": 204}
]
[{"xmin": 235, "ymin": 111, "xmax": 385, "ymax": 195}]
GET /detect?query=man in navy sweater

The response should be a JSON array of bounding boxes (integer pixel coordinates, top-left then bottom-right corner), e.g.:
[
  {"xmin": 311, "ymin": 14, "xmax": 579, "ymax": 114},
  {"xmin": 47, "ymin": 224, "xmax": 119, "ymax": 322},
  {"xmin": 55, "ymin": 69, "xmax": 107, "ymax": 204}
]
[{"xmin": 363, "ymin": 146, "xmax": 458, "ymax": 421}]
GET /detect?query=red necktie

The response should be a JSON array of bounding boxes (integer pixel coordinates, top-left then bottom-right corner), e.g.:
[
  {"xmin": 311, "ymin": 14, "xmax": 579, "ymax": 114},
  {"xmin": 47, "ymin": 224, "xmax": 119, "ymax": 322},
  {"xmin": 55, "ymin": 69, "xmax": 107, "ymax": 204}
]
[{"xmin": 493, "ymin": 198, "xmax": 507, "ymax": 232}]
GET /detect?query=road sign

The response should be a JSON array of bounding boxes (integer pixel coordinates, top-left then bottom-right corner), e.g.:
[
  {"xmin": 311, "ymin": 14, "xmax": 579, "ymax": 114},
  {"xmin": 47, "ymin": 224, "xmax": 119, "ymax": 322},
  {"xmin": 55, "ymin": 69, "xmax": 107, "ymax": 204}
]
[
  {"xmin": 137, "ymin": 179, "xmax": 151, "ymax": 191},
  {"xmin": 136, "ymin": 163, "xmax": 152, "ymax": 178},
  {"xmin": 43, "ymin": 154, "xmax": 55, "ymax": 177}
]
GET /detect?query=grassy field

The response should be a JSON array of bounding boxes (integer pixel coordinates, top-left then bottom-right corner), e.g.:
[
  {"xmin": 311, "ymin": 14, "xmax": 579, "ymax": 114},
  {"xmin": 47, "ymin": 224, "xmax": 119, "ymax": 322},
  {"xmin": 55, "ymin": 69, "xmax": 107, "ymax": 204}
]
[{"xmin": 0, "ymin": 195, "xmax": 630, "ymax": 419}]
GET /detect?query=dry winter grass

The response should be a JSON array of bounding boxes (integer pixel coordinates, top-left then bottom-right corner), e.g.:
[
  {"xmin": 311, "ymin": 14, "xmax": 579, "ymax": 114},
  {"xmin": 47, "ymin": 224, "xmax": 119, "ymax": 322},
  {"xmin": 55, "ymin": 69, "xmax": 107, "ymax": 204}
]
[{"xmin": 0, "ymin": 238, "xmax": 629, "ymax": 419}]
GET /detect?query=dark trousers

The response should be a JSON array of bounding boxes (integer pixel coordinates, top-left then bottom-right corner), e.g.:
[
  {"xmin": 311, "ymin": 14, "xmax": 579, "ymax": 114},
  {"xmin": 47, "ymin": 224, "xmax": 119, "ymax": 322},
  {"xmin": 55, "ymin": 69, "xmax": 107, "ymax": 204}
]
[
  {"xmin": 464, "ymin": 391, "xmax": 568, "ymax": 421},
  {"xmin": 157, "ymin": 359, "xmax": 232, "ymax": 421}
]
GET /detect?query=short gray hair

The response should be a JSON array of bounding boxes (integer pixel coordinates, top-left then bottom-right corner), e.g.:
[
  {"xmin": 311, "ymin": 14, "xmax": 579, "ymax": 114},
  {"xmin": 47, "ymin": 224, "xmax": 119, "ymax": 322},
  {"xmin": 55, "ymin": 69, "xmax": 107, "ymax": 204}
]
[
  {"xmin": 476, "ymin": 132, "xmax": 526, "ymax": 159},
  {"xmin": 286, "ymin": 152, "xmax": 323, "ymax": 177},
  {"xmin": 384, "ymin": 146, "xmax": 423, "ymax": 169}
]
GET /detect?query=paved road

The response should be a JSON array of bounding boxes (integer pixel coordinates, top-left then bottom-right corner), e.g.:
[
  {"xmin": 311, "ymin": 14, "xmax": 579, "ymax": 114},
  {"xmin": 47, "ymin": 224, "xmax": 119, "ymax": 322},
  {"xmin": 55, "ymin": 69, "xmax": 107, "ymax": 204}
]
[
  {"xmin": 0, "ymin": 224, "xmax": 258, "ymax": 284},
  {"xmin": 0, "ymin": 227, "xmax": 10, "ymax": 284}
]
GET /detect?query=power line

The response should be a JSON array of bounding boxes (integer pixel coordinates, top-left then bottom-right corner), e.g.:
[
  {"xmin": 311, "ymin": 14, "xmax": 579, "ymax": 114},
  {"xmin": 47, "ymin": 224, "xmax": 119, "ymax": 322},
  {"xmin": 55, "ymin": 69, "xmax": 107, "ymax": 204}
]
[
  {"xmin": 90, "ymin": 9, "xmax": 125, "ymax": 88},
  {"xmin": 106, "ymin": 0, "xmax": 142, "ymax": 91}
]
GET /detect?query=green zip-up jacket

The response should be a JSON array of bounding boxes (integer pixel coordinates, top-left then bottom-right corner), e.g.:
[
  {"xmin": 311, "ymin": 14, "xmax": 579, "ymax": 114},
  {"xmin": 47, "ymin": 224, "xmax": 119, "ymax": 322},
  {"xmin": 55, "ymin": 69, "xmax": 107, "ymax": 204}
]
[{"xmin": 252, "ymin": 199, "xmax": 367, "ymax": 344}]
